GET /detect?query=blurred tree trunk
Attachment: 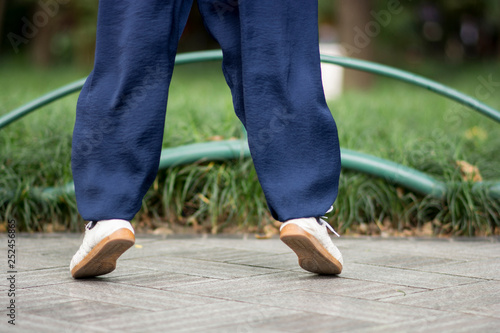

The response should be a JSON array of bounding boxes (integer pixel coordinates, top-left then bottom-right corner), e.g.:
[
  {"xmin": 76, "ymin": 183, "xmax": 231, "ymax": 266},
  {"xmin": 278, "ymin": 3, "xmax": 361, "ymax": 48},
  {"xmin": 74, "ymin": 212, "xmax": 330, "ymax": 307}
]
[
  {"xmin": 0, "ymin": 0, "xmax": 6, "ymax": 53},
  {"xmin": 338, "ymin": 0, "xmax": 374, "ymax": 90},
  {"xmin": 498, "ymin": 25, "xmax": 500, "ymax": 57},
  {"xmin": 31, "ymin": 21, "xmax": 55, "ymax": 66}
]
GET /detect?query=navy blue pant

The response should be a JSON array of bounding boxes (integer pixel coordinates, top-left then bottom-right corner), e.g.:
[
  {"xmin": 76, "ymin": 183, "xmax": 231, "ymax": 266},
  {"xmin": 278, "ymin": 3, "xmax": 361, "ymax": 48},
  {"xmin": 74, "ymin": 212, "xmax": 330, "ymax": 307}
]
[{"xmin": 72, "ymin": 0, "xmax": 341, "ymax": 222}]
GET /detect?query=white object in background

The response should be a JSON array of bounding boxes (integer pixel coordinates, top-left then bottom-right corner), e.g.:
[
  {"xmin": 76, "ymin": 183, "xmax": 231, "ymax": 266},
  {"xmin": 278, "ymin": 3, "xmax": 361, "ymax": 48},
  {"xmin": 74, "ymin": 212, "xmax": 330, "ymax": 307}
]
[{"xmin": 319, "ymin": 43, "xmax": 344, "ymax": 101}]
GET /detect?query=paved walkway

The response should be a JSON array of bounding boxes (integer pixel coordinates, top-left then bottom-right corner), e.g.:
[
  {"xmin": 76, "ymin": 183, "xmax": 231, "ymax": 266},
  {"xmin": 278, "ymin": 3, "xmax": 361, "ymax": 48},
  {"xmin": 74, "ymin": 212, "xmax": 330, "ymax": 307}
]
[{"xmin": 1, "ymin": 234, "xmax": 499, "ymax": 332}]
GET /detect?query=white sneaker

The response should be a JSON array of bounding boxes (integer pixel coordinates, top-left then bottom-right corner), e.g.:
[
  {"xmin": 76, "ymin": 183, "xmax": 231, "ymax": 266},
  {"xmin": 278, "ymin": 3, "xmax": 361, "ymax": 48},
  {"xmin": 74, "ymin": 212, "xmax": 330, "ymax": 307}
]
[
  {"xmin": 280, "ymin": 214, "xmax": 343, "ymax": 275},
  {"xmin": 70, "ymin": 219, "xmax": 135, "ymax": 279}
]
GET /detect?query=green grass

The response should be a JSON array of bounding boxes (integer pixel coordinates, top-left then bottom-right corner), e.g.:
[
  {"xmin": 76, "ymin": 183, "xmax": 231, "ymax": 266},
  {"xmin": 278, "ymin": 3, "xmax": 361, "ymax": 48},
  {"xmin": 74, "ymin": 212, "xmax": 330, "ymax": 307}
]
[{"xmin": 1, "ymin": 59, "xmax": 499, "ymax": 235}]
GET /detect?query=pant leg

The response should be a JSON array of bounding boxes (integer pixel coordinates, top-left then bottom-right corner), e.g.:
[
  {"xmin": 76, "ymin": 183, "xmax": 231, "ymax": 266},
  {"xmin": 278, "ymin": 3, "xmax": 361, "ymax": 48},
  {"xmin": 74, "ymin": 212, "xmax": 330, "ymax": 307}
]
[
  {"xmin": 72, "ymin": 0, "xmax": 194, "ymax": 221},
  {"xmin": 198, "ymin": 0, "xmax": 341, "ymax": 222}
]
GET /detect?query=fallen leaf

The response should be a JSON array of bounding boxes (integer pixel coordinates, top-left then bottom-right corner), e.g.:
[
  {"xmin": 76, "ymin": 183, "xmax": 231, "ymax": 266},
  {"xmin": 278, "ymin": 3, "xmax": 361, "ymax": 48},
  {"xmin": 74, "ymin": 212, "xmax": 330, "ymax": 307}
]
[
  {"xmin": 197, "ymin": 193, "xmax": 210, "ymax": 204},
  {"xmin": 153, "ymin": 227, "xmax": 173, "ymax": 235},
  {"xmin": 255, "ymin": 224, "xmax": 279, "ymax": 239},
  {"xmin": 207, "ymin": 135, "xmax": 224, "ymax": 141},
  {"xmin": 456, "ymin": 160, "xmax": 483, "ymax": 182},
  {"xmin": 465, "ymin": 126, "xmax": 487, "ymax": 141}
]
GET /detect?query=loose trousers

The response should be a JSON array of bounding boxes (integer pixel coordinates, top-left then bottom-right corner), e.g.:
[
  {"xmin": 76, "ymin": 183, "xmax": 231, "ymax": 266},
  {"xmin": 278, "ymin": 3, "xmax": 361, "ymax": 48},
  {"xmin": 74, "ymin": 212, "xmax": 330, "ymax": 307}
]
[{"xmin": 71, "ymin": 0, "xmax": 341, "ymax": 222}]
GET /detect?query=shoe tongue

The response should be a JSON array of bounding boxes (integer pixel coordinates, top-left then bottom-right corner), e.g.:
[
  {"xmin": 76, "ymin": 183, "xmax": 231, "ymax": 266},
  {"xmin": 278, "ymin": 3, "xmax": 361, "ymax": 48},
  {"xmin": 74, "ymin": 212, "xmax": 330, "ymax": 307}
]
[{"xmin": 86, "ymin": 221, "xmax": 98, "ymax": 230}]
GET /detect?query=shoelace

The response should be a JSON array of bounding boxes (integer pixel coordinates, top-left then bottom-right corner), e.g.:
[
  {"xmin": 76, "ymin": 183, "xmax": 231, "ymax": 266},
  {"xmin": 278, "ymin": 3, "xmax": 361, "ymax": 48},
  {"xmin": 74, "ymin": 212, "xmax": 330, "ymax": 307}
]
[{"xmin": 318, "ymin": 206, "xmax": 340, "ymax": 237}]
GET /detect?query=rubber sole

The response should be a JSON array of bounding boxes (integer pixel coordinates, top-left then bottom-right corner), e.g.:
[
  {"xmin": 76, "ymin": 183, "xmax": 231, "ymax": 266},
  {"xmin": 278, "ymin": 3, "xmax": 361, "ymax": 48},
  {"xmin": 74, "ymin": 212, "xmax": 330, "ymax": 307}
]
[
  {"xmin": 71, "ymin": 228, "xmax": 135, "ymax": 279},
  {"xmin": 280, "ymin": 223, "xmax": 342, "ymax": 275}
]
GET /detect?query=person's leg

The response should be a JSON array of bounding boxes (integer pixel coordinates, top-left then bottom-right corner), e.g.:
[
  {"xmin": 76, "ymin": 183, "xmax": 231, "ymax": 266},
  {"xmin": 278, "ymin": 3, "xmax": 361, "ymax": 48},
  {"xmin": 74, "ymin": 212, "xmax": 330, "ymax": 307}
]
[
  {"xmin": 70, "ymin": 0, "xmax": 194, "ymax": 278},
  {"xmin": 72, "ymin": 0, "xmax": 194, "ymax": 222},
  {"xmin": 197, "ymin": 0, "xmax": 341, "ymax": 223},
  {"xmin": 198, "ymin": 0, "xmax": 343, "ymax": 274}
]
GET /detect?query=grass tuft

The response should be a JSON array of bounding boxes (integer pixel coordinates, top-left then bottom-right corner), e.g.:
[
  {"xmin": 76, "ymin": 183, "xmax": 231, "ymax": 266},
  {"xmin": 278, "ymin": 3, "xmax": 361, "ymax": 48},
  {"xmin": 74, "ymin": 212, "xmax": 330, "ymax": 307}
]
[{"xmin": 1, "ymin": 60, "xmax": 499, "ymax": 235}]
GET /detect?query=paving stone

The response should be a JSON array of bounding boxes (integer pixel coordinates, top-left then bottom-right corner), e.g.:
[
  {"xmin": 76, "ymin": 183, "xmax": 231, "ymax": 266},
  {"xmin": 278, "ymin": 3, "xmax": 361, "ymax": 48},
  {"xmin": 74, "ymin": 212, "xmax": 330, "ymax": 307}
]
[
  {"xmin": 194, "ymin": 236, "xmax": 292, "ymax": 253},
  {"xmin": 239, "ymin": 289, "xmax": 446, "ymax": 324},
  {"xmin": 120, "ymin": 238, "xmax": 213, "ymax": 259},
  {"xmin": 16, "ymin": 288, "xmax": 83, "ymax": 310},
  {"xmin": 15, "ymin": 267, "xmax": 75, "ymax": 288},
  {"xmin": 154, "ymin": 240, "xmax": 298, "ymax": 270},
  {"xmin": 92, "ymin": 300, "xmax": 301, "ymax": 332},
  {"xmin": 250, "ymin": 312, "xmax": 375, "ymax": 333},
  {"xmin": 348, "ymin": 313, "xmax": 500, "ymax": 333},
  {"xmin": 163, "ymin": 246, "xmax": 279, "ymax": 263},
  {"xmin": 14, "ymin": 266, "xmax": 165, "ymax": 290},
  {"xmin": 24, "ymin": 299, "xmax": 150, "ymax": 323},
  {"xmin": 3, "ymin": 234, "xmax": 499, "ymax": 332},
  {"xmin": 225, "ymin": 252, "xmax": 301, "ymax": 270},
  {"xmin": 421, "ymin": 257, "xmax": 500, "ymax": 280},
  {"xmin": 34, "ymin": 280, "xmax": 223, "ymax": 311},
  {"xmin": 165, "ymin": 270, "xmax": 426, "ymax": 302},
  {"xmin": 298, "ymin": 275, "xmax": 428, "ymax": 300},
  {"xmin": 380, "ymin": 280, "xmax": 500, "ymax": 318},
  {"xmin": 202, "ymin": 326, "xmax": 284, "ymax": 333},
  {"xmin": 439, "ymin": 240, "xmax": 500, "ymax": 259},
  {"xmin": 14, "ymin": 234, "xmax": 79, "ymax": 253},
  {"xmin": 104, "ymin": 270, "xmax": 221, "ymax": 289},
  {"xmin": 5, "ymin": 313, "xmax": 108, "ymax": 333},
  {"xmin": 341, "ymin": 262, "xmax": 482, "ymax": 289},
  {"xmin": 124, "ymin": 256, "xmax": 280, "ymax": 279},
  {"xmin": 351, "ymin": 238, "xmax": 500, "ymax": 260},
  {"xmin": 344, "ymin": 249, "xmax": 465, "ymax": 270},
  {"xmin": 338, "ymin": 241, "xmax": 470, "ymax": 269},
  {"xmin": 163, "ymin": 271, "xmax": 311, "ymax": 299},
  {"xmin": 15, "ymin": 264, "xmax": 161, "ymax": 289},
  {"xmin": 15, "ymin": 251, "xmax": 68, "ymax": 271}
]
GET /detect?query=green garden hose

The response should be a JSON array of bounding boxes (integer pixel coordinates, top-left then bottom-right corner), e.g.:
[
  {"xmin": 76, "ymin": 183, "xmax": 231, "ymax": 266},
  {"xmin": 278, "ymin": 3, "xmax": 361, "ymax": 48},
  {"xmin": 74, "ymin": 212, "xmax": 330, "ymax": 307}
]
[{"xmin": 1, "ymin": 50, "xmax": 499, "ymax": 201}]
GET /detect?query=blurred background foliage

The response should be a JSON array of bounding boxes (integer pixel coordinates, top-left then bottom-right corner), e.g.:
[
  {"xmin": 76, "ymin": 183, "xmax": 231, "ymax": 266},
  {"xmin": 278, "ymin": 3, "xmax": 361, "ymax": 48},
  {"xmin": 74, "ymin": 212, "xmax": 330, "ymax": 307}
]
[
  {"xmin": 1, "ymin": 0, "xmax": 499, "ymax": 69},
  {"xmin": 1, "ymin": 1, "xmax": 499, "ymax": 234}
]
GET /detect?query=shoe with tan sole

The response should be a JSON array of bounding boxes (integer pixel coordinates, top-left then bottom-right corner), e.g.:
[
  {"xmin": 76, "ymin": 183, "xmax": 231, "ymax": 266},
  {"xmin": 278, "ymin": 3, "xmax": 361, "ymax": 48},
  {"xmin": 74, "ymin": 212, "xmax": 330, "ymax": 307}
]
[
  {"xmin": 70, "ymin": 219, "xmax": 135, "ymax": 279},
  {"xmin": 280, "ymin": 216, "xmax": 343, "ymax": 275}
]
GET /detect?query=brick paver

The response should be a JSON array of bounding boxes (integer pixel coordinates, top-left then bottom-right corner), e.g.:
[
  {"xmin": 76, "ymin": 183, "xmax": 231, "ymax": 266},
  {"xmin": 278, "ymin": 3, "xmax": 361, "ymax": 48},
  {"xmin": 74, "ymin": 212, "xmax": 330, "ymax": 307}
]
[{"xmin": 1, "ymin": 234, "xmax": 499, "ymax": 332}]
